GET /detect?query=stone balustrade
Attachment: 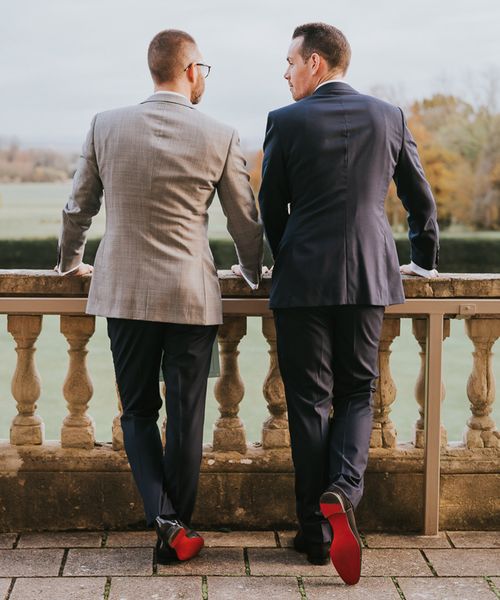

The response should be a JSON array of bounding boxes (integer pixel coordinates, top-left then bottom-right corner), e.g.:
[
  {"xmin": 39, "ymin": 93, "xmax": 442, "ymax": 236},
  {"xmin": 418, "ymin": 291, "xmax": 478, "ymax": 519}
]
[{"xmin": 0, "ymin": 270, "xmax": 499, "ymax": 532}]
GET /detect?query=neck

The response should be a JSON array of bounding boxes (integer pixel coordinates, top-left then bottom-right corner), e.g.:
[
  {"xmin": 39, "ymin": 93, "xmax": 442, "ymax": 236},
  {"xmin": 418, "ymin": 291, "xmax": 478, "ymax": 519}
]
[
  {"xmin": 154, "ymin": 81, "xmax": 191, "ymax": 99},
  {"xmin": 315, "ymin": 70, "xmax": 344, "ymax": 87}
]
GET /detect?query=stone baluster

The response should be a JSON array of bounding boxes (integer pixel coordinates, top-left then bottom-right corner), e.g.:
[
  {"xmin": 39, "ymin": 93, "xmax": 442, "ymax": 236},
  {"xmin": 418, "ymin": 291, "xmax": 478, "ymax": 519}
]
[
  {"xmin": 8, "ymin": 315, "xmax": 44, "ymax": 445},
  {"xmin": 464, "ymin": 318, "xmax": 500, "ymax": 448},
  {"xmin": 112, "ymin": 382, "xmax": 124, "ymax": 451},
  {"xmin": 213, "ymin": 316, "xmax": 247, "ymax": 453},
  {"xmin": 261, "ymin": 316, "xmax": 290, "ymax": 449},
  {"xmin": 412, "ymin": 317, "xmax": 450, "ymax": 448},
  {"xmin": 60, "ymin": 315, "xmax": 96, "ymax": 449},
  {"xmin": 370, "ymin": 318, "xmax": 400, "ymax": 448}
]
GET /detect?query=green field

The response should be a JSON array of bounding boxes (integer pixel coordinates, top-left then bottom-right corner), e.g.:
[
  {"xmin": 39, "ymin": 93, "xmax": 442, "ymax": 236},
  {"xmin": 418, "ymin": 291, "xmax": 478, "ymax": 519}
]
[
  {"xmin": 0, "ymin": 182, "xmax": 498, "ymax": 444},
  {"xmin": 0, "ymin": 181, "xmax": 231, "ymax": 240}
]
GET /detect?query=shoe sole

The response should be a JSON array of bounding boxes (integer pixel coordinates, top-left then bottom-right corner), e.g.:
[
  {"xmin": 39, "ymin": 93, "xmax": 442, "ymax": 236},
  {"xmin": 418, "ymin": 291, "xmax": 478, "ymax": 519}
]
[
  {"xmin": 320, "ymin": 491, "xmax": 361, "ymax": 585},
  {"xmin": 170, "ymin": 528, "xmax": 204, "ymax": 561}
]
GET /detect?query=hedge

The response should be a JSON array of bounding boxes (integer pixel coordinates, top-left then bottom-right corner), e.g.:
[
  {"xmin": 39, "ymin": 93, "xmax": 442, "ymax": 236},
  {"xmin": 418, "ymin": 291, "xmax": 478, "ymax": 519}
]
[{"xmin": 0, "ymin": 236, "xmax": 498, "ymax": 273}]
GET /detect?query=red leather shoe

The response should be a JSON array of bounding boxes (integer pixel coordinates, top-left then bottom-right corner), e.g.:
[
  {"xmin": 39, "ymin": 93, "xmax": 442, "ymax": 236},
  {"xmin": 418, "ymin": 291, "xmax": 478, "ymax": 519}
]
[
  {"xmin": 320, "ymin": 488, "xmax": 362, "ymax": 585},
  {"xmin": 154, "ymin": 516, "xmax": 204, "ymax": 564}
]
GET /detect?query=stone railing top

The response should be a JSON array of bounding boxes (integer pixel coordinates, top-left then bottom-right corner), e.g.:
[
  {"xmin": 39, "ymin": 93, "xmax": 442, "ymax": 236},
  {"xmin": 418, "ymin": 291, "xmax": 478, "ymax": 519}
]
[{"xmin": 0, "ymin": 269, "xmax": 499, "ymax": 298}]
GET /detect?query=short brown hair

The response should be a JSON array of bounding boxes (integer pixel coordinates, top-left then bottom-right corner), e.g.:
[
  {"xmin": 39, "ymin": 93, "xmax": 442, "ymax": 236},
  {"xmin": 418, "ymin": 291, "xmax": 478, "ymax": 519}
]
[
  {"xmin": 292, "ymin": 23, "xmax": 351, "ymax": 74},
  {"xmin": 148, "ymin": 29, "xmax": 196, "ymax": 84}
]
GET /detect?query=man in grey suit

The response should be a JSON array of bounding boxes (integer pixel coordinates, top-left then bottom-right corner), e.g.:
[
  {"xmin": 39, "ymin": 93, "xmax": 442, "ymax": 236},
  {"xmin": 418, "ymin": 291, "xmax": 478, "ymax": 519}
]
[
  {"xmin": 55, "ymin": 29, "xmax": 263, "ymax": 563},
  {"xmin": 258, "ymin": 23, "xmax": 439, "ymax": 584}
]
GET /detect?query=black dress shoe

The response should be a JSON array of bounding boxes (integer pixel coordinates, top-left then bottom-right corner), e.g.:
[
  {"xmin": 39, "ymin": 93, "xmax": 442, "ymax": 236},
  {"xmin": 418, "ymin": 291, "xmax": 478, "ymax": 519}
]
[
  {"xmin": 154, "ymin": 515, "xmax": 204, "ymax": 564},
  {"xmin": 319, "ymin": 486, "xmax": 362, "ymax": 585},
  {"xmin": 293, "ymin": 530, "xmax": 330, "ymax": 565}
]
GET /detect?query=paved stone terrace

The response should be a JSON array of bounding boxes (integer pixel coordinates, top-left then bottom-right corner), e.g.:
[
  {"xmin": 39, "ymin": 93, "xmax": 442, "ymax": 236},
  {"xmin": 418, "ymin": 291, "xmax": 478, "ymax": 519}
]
[{"xmin": 0, "ymin": 530, "xmax": 498, "ymax": 599}]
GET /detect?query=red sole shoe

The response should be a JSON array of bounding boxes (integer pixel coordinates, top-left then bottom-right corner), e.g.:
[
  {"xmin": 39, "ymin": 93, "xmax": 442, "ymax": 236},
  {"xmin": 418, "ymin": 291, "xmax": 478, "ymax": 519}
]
[
  {"xmin": 320, "ymin": 493, "xmax": 361, "ymax": 585},
  {"xmin": 170, "ymin": 528, "xmax": 204, "ymax": 561}
]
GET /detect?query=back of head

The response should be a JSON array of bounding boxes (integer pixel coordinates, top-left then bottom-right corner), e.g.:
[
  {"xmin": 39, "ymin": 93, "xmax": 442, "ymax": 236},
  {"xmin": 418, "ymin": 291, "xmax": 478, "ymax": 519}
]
[
  {"xmin": 148, "ymin": 29, "xmax": 196, "ymax": 84},
  {"xmin": 293, "ymin": 22, "xmax": 351, "ymax": 75}
]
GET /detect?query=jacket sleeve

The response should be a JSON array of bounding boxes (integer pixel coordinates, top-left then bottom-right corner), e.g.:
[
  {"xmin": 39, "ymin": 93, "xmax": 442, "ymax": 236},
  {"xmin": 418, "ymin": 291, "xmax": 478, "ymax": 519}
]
[
  {"xmin": 56, "ymin": 115, "xmax": 103, "ymax": 273},
  {"xmin": 217, "ymin": 129, "xmax": 263, "ymax": 288},
  {"xmin": 393, "ymin": 108, "xmax": 439, "ymax": 270},
  {"xmin": 258, "ymin": 112, "xmax": 291, "ymax": 261}
]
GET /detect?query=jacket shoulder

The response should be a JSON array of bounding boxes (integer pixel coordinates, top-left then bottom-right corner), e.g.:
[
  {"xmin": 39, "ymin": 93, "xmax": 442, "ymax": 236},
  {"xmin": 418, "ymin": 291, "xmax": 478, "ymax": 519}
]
[
  {"xmin": 191, "ymin": 110, "xmax": 235, "ymax": 140},
  {"xmin": 93, "ymin": 104, "xmax": 142, "ymax": 127},
  {"xmin": 268, "ymin": 100, "xmax": 307, "ymax": 124},
  {"xmin": 357, "ymin": 93, "xmax": 403, "ymax": 120}
]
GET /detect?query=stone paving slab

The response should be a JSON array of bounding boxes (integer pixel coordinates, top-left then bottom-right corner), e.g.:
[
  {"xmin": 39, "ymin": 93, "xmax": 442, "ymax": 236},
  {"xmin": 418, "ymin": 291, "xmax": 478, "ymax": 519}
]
[
  {"xmin": 491, "ymin": 578, "xmax": 500, "ymax": 593},
  {"xmin": 364, "ymin": 532, "xmax": 450, "ymax": 548},
  {"xmin": 0, "ymin": 549, "xmax": 64, "ymax": 577},
  {"xmin": 447, "ymin": 531, "xmax": 500, "ymax": 548},
  {"xmin": 0, "ymin": 534, "xmax": 16, "ymax": 549},
  {"xmin": 63, "ymin": 548, "xmax": 153, "ymax": 576},
  {"xmin": 207, "ymin": 576, "xmax": 301, "ymax": 599},
  {"xmin": 157, "ymin": 548, "xmax": 245, "ymax": 576},
  {"xmin": 247, "ymin": 548, "xmax": 332, "ymax": 576},
  {"xmin": 109, "ymin": 576, "xmax": 202, "ymax": 599},
  {"xmin": 303, "ymin": 576, "xmax": 401, "ymax": 599},
  {"xmin": 0, "ymin": 579, "xmax": 10, "ymax": 600},
  {"xmin": 397, "ymin": 577, "xmax": 497, "ymax": 599},
  {"xmin": 424, "ymin": 549, "xmax": 500, "ymax": 576},
  {"xmin": 18, "ymin": 532, "xmax": 102, "ymax": 548},
  {"xmin": 106, "ymin": 531, "xmax": 156, "ymax": 547},
  {"xmin": 200, "ymin": 531, "xmax": 277, "ymax": 547},
  {"xmin": 361, "ymin": 549, "xmax": 433, "ymax": 576},
  {"xmin": 9, "ymin": 577, "xmax": 106, "ymax": 600}
]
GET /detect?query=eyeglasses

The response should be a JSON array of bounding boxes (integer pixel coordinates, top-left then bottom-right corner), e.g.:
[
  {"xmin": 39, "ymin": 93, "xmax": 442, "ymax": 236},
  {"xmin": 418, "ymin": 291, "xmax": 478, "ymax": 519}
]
[{"xmin": 184, "ymin": 62, "xmax": 211, "ymax": 78}]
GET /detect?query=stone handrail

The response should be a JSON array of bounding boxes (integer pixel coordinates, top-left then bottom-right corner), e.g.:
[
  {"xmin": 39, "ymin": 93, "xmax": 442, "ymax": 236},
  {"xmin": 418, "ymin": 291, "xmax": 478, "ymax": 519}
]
[{"xmin": 0, "ymin": 270, "xmax": 499, "ymax": 533}]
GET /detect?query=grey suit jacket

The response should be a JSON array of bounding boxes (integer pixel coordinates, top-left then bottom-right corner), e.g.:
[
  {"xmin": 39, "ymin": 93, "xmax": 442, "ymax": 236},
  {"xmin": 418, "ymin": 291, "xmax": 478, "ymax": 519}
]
[{"xmin": 56, "ymin": 92, "xmax": 263, "ymax": 324}]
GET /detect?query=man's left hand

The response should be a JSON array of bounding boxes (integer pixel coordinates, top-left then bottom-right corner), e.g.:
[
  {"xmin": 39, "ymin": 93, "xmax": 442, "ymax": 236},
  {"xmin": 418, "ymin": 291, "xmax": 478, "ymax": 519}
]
[
  {"xmin": 400, "ymin": 263, "xmax": 438, "ymax": 278},
  {"xmin": 54, "ymin": 263, "xmax": 94, "ymax": 276}
]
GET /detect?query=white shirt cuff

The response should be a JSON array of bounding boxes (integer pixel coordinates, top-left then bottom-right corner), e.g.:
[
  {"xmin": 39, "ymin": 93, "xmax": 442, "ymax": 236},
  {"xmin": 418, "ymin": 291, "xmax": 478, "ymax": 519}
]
[
  {"xmin": 240, "ymin": 266, "xmax": 259, "ymax": 290},
  {"xmin": 55, "ymin": 263, "xmax": 83, "ymax": 275},
  {"xmin": 410, "ymin": 261, "xmax": 438, "ymax": 278}
]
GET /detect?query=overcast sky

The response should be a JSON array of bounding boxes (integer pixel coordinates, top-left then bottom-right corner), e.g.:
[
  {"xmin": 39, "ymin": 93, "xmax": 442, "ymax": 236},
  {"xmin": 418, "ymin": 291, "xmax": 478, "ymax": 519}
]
[{"xmin": 1, "ymin": 0, "xmax": 499, "ymax": 150}]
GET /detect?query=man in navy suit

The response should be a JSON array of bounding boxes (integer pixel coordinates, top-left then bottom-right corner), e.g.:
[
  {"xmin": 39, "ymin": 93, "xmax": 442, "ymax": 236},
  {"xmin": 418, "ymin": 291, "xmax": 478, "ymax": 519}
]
[{"xmin": 258, "ymin": 23, "xmax": 439, "ymax": 584}]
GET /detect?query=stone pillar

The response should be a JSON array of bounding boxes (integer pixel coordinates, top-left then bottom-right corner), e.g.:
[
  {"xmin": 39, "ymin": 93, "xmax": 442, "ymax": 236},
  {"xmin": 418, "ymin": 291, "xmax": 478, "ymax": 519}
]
[
  {"xmin": 261, "ymin": 316, "xmax": 290, "ymax": 449},
  {"xmin": 8, "ymin": 315, "xmax": 44, "ymax": 445},
  {"xmin": 464, "ymin": 318, "xmax": 500, "ymax": 448},
  {"xmin": 370, "ymin": 318, "xmax": 400, "ymax": 448},
  {"xmin": 412, "ymin": 317, "xmax": 450, "ymax": 448},
  {"xmin": 112, "ymin": 382, "xmax": 124, "ymax": 451},
  {"xmin": 60, "ymin": 315, "xmax": 96, "ymax": 449},
  {"xmin": 213, "ymin": 316, "xmax": 247, "ymax": 453}
]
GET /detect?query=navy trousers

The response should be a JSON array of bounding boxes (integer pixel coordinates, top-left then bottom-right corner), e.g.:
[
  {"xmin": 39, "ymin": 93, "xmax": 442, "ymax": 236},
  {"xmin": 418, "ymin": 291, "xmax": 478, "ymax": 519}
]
[
  {"xmin": 107, "ymin": 318, "xmax": 218, "ymax": 527},
  {"xmin": 274, "ymin": 305, "xmax": 384, "ymax": 544}
]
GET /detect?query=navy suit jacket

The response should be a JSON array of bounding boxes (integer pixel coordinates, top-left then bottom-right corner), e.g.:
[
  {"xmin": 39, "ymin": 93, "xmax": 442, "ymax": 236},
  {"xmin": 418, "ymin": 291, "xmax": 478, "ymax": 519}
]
[{"xmin": 259, "ymin": 82, "xmax": 439, "ymax": 309}]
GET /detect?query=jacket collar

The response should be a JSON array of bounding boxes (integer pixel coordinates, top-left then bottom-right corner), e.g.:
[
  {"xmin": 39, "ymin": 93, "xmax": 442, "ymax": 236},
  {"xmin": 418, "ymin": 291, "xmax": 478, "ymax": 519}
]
[
  {"xmin": 312, "ymin": 81, "xmax": 358, "ymax": 96},
  {"xmin": 140, "ymin": 92, "xmax": 194, "ymax": 109}
]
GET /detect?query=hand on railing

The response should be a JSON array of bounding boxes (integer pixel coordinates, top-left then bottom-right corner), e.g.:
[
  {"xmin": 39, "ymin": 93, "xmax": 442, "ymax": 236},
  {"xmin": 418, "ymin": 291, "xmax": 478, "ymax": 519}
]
[
  {"xmin": 231, "ymin": 265, "xmax": 272, "ymax": 277},
  {"xmin": 53, "ymin": 263, "xmax": 94, "ymax": 277},
  {"xmin": 400, "ymin": 263, "xmax": 439, "ymax": 278}
]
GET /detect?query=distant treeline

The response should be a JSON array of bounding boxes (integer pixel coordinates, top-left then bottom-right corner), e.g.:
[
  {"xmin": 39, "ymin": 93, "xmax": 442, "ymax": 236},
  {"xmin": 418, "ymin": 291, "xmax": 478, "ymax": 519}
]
[
  {"xmin": 0, "ymin": 139, "xmax": 76, "ymax": 183},
  {"xmin": 1, "ymin": 237, "xmax": 498, "ymax": 273}
]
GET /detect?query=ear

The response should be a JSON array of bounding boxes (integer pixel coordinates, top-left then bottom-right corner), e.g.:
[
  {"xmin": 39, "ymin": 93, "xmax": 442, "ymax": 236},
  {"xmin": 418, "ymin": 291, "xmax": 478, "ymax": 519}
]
[
  {"xmin": 310, "ymin": 52, "xmax": 322, "ymax": 73},
  {"xmin": 185, "ymin": 63, "xmax": 197, "ymax": 83}
]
